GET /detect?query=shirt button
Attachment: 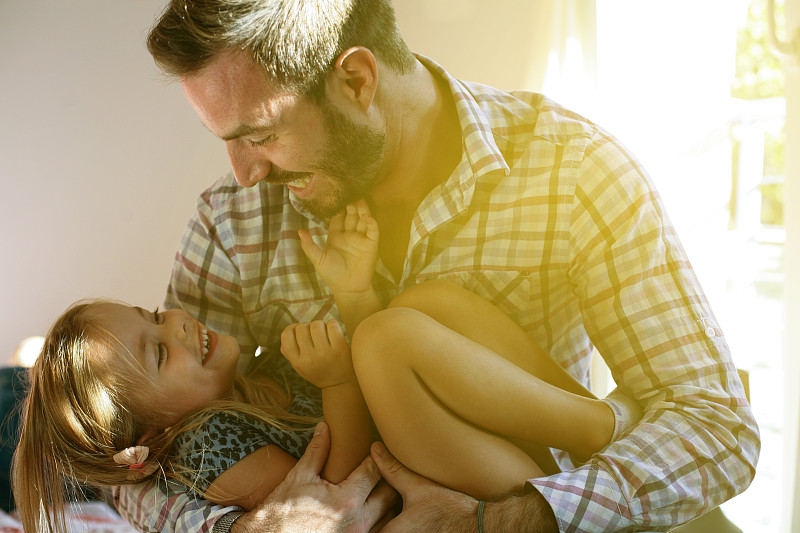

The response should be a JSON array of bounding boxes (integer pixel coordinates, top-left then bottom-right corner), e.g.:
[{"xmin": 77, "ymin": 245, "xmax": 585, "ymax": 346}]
[{"xmin": 705, "ymin": 326, "xmax": 716, "ymax": 338}]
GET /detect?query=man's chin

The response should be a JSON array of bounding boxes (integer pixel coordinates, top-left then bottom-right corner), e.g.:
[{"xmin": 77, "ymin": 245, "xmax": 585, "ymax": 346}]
[
  {"xmin": 293, "ymin": 193, "xmax": 347, "ymax": 220},
  {"xmin": 289, "ymin": 172, "xmax": 373, "ymax": 219}
]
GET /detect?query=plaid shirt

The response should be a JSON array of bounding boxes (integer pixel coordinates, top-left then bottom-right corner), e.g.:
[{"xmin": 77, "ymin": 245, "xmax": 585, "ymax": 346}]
[{"xmin": 116, "ymin": 57, "xmax": 759, "ymax": 532}]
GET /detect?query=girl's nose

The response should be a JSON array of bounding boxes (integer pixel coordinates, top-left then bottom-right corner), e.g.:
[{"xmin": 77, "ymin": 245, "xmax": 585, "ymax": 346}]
[{"xmin": 164, "ymin": 310, "xmax": 192, "ymax": 340}]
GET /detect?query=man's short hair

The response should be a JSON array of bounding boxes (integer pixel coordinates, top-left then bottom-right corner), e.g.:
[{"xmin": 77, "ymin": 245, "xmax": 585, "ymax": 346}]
[{"xmin": 147, "ymin": 0, "xmax": 415, "ymax": 98}]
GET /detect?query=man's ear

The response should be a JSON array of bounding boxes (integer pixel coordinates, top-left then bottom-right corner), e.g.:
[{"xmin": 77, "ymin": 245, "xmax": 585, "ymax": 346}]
[{"xmin": 326, "ymin": 46, "xmax": 378, "ymax": 112}]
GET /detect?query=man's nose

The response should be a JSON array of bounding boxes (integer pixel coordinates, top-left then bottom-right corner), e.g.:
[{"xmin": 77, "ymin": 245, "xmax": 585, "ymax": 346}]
[{"xmin": 226, "ymin": 140, "xmax": 272, "ymax": 188}]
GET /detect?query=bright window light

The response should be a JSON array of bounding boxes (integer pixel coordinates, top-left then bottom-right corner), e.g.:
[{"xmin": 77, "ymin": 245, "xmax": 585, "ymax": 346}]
[{"xmin": 10, "ymin": 336, "xmax": 45, "ymax": 367}]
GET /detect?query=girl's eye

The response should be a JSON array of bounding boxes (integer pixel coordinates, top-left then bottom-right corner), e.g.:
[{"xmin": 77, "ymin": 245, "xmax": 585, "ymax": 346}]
[
  {"xmin": 152, "ymin": 308, "xmax": 166, "ymax": 367},
  {"xmin": 157, "ymin": 344, "xmax": 167, "ymax": 367}
]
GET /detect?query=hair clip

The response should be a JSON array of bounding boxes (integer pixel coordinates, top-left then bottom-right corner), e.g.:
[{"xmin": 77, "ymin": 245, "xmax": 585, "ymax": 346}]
[{"xmin": 113, "ymin": 446, "xmax": 149, "ymax": 470}]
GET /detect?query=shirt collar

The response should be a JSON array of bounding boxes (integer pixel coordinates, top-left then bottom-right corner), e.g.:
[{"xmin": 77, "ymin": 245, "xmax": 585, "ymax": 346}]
[
  {"xmin": 418, "ymin": 56, "xmax": 510, "ymax": 175},
  {"xmin": 416, "ymin": 55, "xmax": 510, "ymax": 207}
]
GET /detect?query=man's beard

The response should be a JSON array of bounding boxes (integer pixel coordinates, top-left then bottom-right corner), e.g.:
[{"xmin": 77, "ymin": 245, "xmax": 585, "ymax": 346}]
[{"xmin": 295, "ymin": 101, "xmax": 385, "ymax": 220}]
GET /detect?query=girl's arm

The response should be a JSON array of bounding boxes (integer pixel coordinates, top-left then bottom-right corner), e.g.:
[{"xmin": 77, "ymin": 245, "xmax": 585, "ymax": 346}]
[
  {"xmin": 203, "ymin": 445, "xmax": 298, "ymax": 510},
  {"xmin": 298, "ymin": 200, "xmax": 382, "ymax": 334},
  {"xmin": 281, "ymin": 320, "xmax": 373, "ymax": 483}
]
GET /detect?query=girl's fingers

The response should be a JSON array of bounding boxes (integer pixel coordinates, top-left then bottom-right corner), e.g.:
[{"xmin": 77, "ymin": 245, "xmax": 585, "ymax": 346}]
[
  {"xmin": 356, "ymin": 214, "xmax": 368, "ymax": 234},
  {"xmin": 329, "ymin": 210, "xmax": 346, "ymax": 234},
  {"xmin": 293, "ymin": 322, "xmax": 314, "ymax": 349},
  {"xmin": 325, "ymin": 319, "xmax": 343, "ymax": 337},
  {"xmin": 327, "ymin": 320, "xmax": 350, "ymax": 352},
  {"xmin": 309, "ymin": 320, "xmax": 330, "ymax": 347},
  {"xmin": 298, "ymin": 230, "xmax": 323, "ymax": 269},
  {"xmin": 344, "ymin": 203, "xmax": 359, "ymax": 232},
  {"xmin": 325, "ymin": 319, "xmax": 344, "ymax": 342},
  {"xmin": 280, "ymin": 324, "xmax": 300, "ymax": 358},
  {"xmin": 354, "ymin": 198, "xmax": 372, "ymax": 218},
  {"xmin": 363, "ymin": 215, "xmax": 379, "ymax": 242},
  {"xmin": 353, "ymin": 200, "xmax": 374, "ymax": 236}
]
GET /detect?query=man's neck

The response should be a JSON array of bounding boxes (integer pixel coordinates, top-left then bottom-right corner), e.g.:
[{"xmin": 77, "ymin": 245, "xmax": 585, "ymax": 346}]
[
  {"xmin": 363, "ymin": 58, "xmax": 463, "ymax": 281},
  {"xmin": 369, "ymin": 59, "xmax": 462, "ymax": 214}
]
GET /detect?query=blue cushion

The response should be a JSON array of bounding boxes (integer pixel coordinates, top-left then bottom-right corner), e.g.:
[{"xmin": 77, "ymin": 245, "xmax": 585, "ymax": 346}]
[{"xmin": 0, "ymin": 366, "xmax": 28, "ymax": 512}]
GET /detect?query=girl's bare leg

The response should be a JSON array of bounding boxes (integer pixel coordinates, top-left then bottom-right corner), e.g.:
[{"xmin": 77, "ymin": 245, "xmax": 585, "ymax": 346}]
[
  {"xmin": 353, "ymin": 307, "xmax": 546, "ymax": 500},
  {"xmin": 388, "ymin": 280, "xmax": 594, "ymax": 398},
  {"xmin": 351, "ymin": 281, "xmax": 614, "ymax": 499}
]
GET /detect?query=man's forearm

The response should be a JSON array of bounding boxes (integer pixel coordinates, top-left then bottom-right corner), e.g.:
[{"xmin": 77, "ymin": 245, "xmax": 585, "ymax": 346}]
[
  {"xmin": 484, "ymin": 490, "xmax": 558, "ymax": 533},
  {"xmin": 412, "ymin": 492, "xmax": 559, "ymax": 533}
]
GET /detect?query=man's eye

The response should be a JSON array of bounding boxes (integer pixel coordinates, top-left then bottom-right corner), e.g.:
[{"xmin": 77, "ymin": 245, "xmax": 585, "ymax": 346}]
[{"xmin": 249, "ymin": 134, "xmax": 276, "ymax": 146}]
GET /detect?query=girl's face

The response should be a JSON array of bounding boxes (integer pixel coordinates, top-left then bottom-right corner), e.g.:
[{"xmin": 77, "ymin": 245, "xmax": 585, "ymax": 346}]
[{"xmin": 96, "ymin": 303, "xmax": 240, "ymax": 426}]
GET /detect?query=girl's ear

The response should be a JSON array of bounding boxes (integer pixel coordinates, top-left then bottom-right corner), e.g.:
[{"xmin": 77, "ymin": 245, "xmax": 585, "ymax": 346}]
[
  {"xmin": 136, "ymin": 427, "xmax": 160, "ymax": 445},
  {"xmin": 136, "ymin": 424, "xmax": 174, "ymax": 446}
]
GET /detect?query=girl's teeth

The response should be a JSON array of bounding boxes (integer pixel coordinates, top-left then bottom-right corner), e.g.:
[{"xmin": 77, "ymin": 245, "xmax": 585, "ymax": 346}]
[
  {"xmin": 201, "ymin": 328, "xmax": 209, "ymax": 359},
  {"xmin": 289, "ymin": 176, "xmax": 312, "ymax": 189}
]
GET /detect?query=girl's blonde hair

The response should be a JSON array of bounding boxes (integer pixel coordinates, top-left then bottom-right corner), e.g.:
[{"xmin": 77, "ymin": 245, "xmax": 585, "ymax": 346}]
[{"xmin": 12, "ymin": 300, "xmax": 316, "ymax": 533}]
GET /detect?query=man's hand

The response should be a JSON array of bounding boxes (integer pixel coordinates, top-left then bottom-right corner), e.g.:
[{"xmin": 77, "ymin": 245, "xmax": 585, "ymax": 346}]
[
  {"xmin": 232, "ymin": 422, "xmax": 397, "ymax": 533},
  {"xmin": 298, "ymin": 199, "xmax": 379, "ymax": 295},
  {"xmin": 370, "ymin": 442, "xmax": 559, "ymax": 533},
  {"xmin": 368, "ymin": 442, "xmax": 478, "ymax": 532}
]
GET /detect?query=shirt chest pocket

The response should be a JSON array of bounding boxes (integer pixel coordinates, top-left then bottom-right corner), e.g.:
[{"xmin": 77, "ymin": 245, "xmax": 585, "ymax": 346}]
[{"xmin": 412, "ymin": 269, "xmax": 549, "ymax": 332}]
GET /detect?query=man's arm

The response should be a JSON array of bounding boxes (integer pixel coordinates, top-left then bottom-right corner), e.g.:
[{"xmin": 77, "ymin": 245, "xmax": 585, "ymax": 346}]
[{"xmin": 525, "ymin": 132, "xmax": 760, "ymax": 531}]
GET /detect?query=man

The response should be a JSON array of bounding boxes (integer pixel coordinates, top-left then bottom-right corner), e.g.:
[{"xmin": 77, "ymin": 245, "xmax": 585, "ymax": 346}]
[{"xmin": 116, "ymin": 0, "xmax": 760, "ymax": 531}]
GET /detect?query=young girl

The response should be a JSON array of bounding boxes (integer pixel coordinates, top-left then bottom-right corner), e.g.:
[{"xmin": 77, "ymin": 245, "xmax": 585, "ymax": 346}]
[{"xmin": 13, "ymin": 201, "xmax": 637, "ymax": 533}]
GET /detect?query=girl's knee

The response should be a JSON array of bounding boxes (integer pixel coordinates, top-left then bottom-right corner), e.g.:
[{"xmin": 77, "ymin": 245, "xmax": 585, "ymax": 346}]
[
  {"xmin": 353, "ymin": 308, "xmax": 417, "ymax": 351},
  {"xmin": 388, "ymin": 279, "xmax": 464, "ymax": 310},
  {"xmin": 351, "ymin": 307, "xmax": 428, "ymax": 375}
]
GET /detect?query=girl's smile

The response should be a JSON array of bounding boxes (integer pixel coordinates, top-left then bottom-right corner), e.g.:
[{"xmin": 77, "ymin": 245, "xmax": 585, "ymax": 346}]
[{"xmin": 96, "ymin": 303, "xmax": 240, "ymax": 424}]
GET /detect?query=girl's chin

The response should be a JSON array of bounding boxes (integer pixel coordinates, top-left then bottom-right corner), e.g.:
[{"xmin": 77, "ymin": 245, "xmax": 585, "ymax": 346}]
[
  {"xmin": 227, "ymin": 335, "xmax": 241, "ymax": 352},
  {"xmin": 221, "ymin": 335, "xmax": 241, "ymax": 358}
]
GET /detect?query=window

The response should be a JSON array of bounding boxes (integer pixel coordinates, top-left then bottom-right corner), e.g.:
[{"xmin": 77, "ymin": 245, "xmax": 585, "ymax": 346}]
[{"xmin": 590, "ymin": 2, "xmax": 785, "ymax": 531}]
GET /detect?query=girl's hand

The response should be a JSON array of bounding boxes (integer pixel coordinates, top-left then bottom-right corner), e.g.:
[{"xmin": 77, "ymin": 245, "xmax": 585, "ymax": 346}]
[
  {"xmin": 280, "ymin": 320, "xmax": 355, "ymax": 389},
  {"xmin": 298, "ymin": 199, "xmax": 379, "ymax": 296}
]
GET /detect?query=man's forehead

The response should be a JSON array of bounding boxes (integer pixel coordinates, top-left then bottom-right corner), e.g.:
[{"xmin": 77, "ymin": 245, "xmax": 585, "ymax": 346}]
[{"xmin": 180, "ymin": 50, "xmax": 301, "ymax": 139}]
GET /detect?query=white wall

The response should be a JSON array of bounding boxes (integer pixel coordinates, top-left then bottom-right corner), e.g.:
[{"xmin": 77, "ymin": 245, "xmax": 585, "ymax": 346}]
[
  {"xmin": 0, "ymin": 0, "xmax": 229, "ymax": 360},
  {"xmin": 393, "ymin": 0, "xmax": 540, "ymax": 90}
]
